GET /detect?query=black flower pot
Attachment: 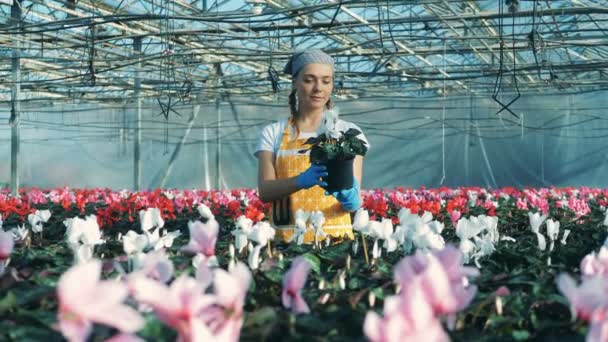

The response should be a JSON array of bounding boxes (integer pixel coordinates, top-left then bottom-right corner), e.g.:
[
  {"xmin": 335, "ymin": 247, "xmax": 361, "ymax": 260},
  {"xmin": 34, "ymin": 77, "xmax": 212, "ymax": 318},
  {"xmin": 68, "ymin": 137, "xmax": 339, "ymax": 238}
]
[{"xmin": 322, "ymin": 158, "xmax": 354, "ymax": 193}]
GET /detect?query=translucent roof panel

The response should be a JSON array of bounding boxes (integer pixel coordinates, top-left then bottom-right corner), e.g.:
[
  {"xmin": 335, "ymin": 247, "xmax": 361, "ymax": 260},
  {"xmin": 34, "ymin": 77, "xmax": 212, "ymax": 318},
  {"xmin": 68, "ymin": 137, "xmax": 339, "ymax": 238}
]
[{"xmin": 0, "ymin": 0, "xmax": 607, "ymax": 105}]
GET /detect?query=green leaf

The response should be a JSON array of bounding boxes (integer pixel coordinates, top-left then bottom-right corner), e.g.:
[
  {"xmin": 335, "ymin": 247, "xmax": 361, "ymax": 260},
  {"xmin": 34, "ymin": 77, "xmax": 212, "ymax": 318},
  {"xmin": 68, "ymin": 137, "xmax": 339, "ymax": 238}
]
[
  {"xmin": 512, "ymin": 330, "xmax": 530, "ymax": 340},
  {"xmin": 245, "ymin": 307, "xmax": 278, "ymax": 327},
  {"xmin": 302, "ymin": 253, "xmax": 322, "ymax": 275},
  {"xmin": 371, "ymin": 287, "xmax": 385, "ymax": 300},
  {"xmin": 262, "ymin": 267, "xmax": 284, "ymax": 284},
  {"xmin": 0, "ymin": 291, "xmax": 17, "ymax": 314},
  {"xmin": 347, "ymin": 277, "xmax": 366, "ymax": 290}
]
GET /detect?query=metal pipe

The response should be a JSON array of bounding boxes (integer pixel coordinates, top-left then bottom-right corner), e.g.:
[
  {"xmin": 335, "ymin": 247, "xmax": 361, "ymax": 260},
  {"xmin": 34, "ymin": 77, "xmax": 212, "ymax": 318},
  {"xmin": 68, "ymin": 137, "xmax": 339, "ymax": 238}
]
[
  {"xmin": 10, "ymin": 1, "xmax": 22, "ymax": 196},
  {"xmin": 133, "ymin": 36, "xmax": 142, "ymax": 190}
]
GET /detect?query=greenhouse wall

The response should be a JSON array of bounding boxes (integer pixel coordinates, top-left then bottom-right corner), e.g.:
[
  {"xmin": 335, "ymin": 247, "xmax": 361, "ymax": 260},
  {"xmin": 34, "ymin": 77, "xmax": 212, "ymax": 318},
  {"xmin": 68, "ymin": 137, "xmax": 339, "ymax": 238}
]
[{"xmin": 1, "ymin": 90, "xmax": 607, "ymax": 190}]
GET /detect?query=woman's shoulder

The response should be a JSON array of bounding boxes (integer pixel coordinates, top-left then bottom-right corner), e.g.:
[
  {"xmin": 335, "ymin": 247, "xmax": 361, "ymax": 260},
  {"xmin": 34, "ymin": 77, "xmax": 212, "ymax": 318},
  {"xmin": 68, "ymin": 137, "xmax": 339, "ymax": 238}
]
[{"xmin": 261, "ymin": 118, "xmax": 289, "ymax": 135}]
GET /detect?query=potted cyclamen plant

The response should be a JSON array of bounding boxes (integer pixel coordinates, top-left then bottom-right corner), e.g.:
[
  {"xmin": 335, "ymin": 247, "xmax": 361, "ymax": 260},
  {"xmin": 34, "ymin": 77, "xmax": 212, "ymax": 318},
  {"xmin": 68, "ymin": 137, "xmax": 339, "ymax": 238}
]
[{"xmin": 299, "ymin": 107, "xmax": 368, "ymax": 192}]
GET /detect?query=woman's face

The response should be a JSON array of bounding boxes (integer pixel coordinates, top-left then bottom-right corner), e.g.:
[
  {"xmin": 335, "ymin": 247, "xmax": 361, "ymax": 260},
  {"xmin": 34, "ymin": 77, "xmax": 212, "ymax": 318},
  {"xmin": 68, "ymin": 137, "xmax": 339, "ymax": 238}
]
[{"xmin": 294, "ymin": 63, "xmax": 333, "ymax": 112}]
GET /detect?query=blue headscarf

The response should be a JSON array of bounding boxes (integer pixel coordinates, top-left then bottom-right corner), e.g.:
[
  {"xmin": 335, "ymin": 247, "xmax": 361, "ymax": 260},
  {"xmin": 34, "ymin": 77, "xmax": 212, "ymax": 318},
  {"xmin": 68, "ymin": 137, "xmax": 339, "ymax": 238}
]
[{"xmin": 283, "ymin": 49, "xmax": 334, "ymax": 77}]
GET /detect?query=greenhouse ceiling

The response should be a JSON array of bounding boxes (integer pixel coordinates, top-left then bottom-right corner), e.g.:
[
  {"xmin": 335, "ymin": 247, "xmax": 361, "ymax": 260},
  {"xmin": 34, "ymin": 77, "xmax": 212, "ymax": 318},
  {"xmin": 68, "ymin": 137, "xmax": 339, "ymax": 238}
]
[{"xmin": 0, "ymin": 0, "xmax": 607, "ymax": 106}]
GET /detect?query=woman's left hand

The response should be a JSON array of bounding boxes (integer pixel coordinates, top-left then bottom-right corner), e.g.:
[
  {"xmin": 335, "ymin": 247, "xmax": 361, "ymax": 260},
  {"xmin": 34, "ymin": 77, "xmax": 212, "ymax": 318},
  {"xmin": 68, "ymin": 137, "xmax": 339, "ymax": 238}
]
[{"xmin": 326, "ymin": 179, "xmax": 361, "ymax": 212}]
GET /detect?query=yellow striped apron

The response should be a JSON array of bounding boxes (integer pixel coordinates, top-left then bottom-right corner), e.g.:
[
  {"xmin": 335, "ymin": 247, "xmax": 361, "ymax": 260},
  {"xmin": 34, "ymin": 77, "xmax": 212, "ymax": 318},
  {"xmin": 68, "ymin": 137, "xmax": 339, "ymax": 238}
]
[{"xmin": 271, "ymin": 118, "xmax": 354, "ymax": 243}]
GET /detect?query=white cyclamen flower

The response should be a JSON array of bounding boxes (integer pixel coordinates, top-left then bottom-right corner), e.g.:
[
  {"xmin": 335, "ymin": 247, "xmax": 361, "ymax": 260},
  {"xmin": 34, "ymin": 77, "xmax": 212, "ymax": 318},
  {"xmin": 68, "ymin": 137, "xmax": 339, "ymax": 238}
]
[
  {"xmin": 232, "ymin": 215, "xmax": 254, "ymax": 253},
  {"xmin": 197, "ymin": 203, "xmax": 215, "ymax": 220},
  {"xmin": 456, "ymin": 217, "xmax": 484, "ymax": 241},
  {"xmin": 352, "ymin": 209, "xmax": 370, "ymax": 233},
  {"xmin": 248, "ymin": 221, "xmax": 276, "ymax": 247},
  {"xmin": 153, "ymin": 230, "xmax": 181, "ymax": 251},
  {"xmin": 528, "ymin": 212, "xmax": 547, "ymax": 234},
  {"xmin": 318, "ymin": 107, "xmax": 341, "ymax": 139},
  {"xmin": 248, "ymin": 244, "xmax": 262, "ymax": 270},
  {"xmin": 139, "ymin": 208, "xmax": 165, "ymax": 233},
  {"xmin": 28, "ymin": 209, "xmax": 51, "ymax": 233},
  {"xmin": 289, "ymin": 209, "xmax": 311, "ymax": 245},
  {"xmin": 122, "ymin": 230, "xmax": 148, "ymax": 255},
  {"xmin": 546, "ymin": 219, "xmax": 560, "ymax": 251},
  {"xmin": 10, "ymin": 225, "xmax": 29, "ymax": 242},
  {"xmin": 561, "ymin": 230, "xmax": 571, "ymax": 245}
]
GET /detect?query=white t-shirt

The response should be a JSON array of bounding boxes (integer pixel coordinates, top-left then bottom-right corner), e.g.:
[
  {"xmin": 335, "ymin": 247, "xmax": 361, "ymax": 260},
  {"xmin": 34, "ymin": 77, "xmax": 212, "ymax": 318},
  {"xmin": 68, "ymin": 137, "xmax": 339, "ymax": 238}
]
[{"xmin": 255, "ymin": 118, "xmax": 370, "ymax": 157}]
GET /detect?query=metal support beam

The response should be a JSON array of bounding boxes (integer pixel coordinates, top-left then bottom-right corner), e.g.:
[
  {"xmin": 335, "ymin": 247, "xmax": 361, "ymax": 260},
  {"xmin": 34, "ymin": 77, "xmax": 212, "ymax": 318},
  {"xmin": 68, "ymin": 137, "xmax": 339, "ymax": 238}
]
[
  {"xmin": 10, "ymin": 1, "xmax": 22, "ymax": 196},
  {"xmin": 133, "ymin": 37, "xmax": 142, "ymax": 191},
  {"xmin": 215, "ymin": 97, "xmax": 222, "ymax": 190},
  {"xmin": 214, "ymin": 63, "xmax": 224, "ymax": 190}
]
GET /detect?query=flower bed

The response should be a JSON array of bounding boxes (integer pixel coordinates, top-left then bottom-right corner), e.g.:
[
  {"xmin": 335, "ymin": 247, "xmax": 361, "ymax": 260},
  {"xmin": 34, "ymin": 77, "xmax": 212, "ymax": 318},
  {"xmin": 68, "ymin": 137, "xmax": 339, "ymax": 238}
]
[{"xmin": 0, "ymin": 186, "xmax": 607, "ymax": 341}]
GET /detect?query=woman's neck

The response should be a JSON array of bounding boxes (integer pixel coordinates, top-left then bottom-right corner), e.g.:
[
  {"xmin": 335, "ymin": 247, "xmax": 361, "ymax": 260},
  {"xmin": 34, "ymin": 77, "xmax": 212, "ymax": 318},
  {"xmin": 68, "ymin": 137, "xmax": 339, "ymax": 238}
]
[{"xmin": 296, "ymin": 107, "xmax": 324, "ymax": 132}]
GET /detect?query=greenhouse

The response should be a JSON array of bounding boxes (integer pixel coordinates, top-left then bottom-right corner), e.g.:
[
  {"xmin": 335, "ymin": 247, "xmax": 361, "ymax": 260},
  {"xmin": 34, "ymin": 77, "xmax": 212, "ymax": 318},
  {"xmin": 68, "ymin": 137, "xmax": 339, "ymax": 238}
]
[{"xmin": 1, "ymin": 0, "xmax": 608, "ymax": 341}]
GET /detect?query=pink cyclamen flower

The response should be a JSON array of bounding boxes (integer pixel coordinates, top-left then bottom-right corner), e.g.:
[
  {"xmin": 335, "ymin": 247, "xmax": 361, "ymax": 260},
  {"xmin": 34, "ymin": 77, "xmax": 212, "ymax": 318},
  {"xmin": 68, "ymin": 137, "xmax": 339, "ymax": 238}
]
[
  {"xmin": 364, "ymin": 283, "xmax": 449, "ymax": 342},
  {"xmin": 131, "ymin": 275, "xmax": 216, "ymax": 342},
  {"xmin": 0, "ymin": 230, "xmax": 14, "ymax": 276},
  {"xmin": 516, "ymin": 197, "xmax": 528, "ymax": 210},
  {"xmin": 587, "ymin": 318, "xmax": 608, "ymax": 342},
  {"xmin": 0, "ymin": 230, "xmax": 14, "ymax": 260},
  {"xmin": 57, "ymin": 260, "xmax": 144, "ymax": 342},
  {"xmin": 580, "ymin": 247, "xmax": 608, "ymax": 278},
  {"xmin": 394, "ymin": 246, "xmax": 478, "ymax": 317},
  {"xmin": 182, "ymin": 219, "xmax": 219, "ymax": 257},
  {"xmin": 128, "ymin": 250, "xmax": 174, "ymax": 284},
  {"xmin": 450, "ymin": 210, "xmax": 461, "ymax": 228},
  {"xmin": 556, "ymin": 273, "xmax": 608, "ymax": 322},
  {"xmin": 494, "ymin": 286, "xmax": 511, "ymax": 297},
  {"xmin": 282, "ymin": 256, "xmax": 312, "ymax": 314},
  {"xmin": 104, "ymin": 334, "xmax": 145, "ymax": 342},
  {"xmin": 199, "ymin": 262, "xmax": 252, "ymax": 342}
]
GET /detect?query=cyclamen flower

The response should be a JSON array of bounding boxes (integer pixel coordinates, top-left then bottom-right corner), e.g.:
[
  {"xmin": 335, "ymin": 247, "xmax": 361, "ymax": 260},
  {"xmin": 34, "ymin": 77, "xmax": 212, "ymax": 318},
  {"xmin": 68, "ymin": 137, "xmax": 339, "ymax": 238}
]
[
  {"xmin": 104, "ymin": 334, "xmax": 144, "ymax": 342},
  {"xmin": 282, "ymin": 256, "xmax": 312, "ymax": 314},
  {"xmin": 248, "ymin": 221, "xmax": 276, "ymax": 247},
  {"xmin": 197, "ymin": 203, "xmax": 215, "ymax": 220},
  {"xmin": 10, "ymin": 225, "xmax": 29, "ymax": 242},
  {"xmin": 247, "ymin": 244, "xmax": 262, "ymax": 271},
  {"xmin": 28, "ymin": 209, "xmax": 51, "ymax": 233},
  {"xmin": 0, "ymin": 230, "xmax": 14, "ymax": 276},
  {"xmin": 122, "ymin": 231, "xmax": 148, "ymax": 255},
  {"xmin": 131, "ymin": 274, "xmax": 215, "ymax": 342},
  {"xmin": 352, "ymin": 209, "xmax": 369, "ymax": 232},
  {"xmin": 557, "ymin": 273, "xmax": 608, "ymax": 322},
  {"xmin": 199, "ymin": 263, "xmax": 252, "ymax": 341},
  {"xmin": 364, "ymin": 283, "xmax": 449, "ymax": 342},
  {"xmin": 528, "ymin": 212, "xmax": 547, "ymax": 251},
  {"xmin": 57, "ymin": 260, "xmax": 144, "ymax": 342},
  {"xmin": 128, "ymin": 250, "xmax": 174, "ymax": 284},
  {"xmin": 64, "ymin": 216, "xmax": 105, "ymax": 264},
  {"xmin": 581, "ymin": 247, "xmax": 608, "ymax": 278},
  {"xmin": 182, "ymin": 219, "xmax": 219, "ymax": 258},
  {"xmin": 0, "ymin": 230, "xmax": 14, "ymax": 260},
  {"xmin": 232, "ymin": 215, "xmax": 254, "ymax": 253},
  {"xmin": 588, "ymin": 319, "xmax": 608, "ymax": 342},
  {"xmin": 393, "ymin": 246, "xmax": 479, "ymax": 318},
  {"xmin": 139, "ymin": 207, "xmax": 164, "ymax": 233},
  {"xmin": 450, "ymin": 210, "xmax": 461, "ymax": 227},
  {"xmin": 545, "ymin": 219, "xmax": 560, "ymax": 251},
  {"xmin": 289, "ymin": 210, "xmax": 311, "ymax": 245}
]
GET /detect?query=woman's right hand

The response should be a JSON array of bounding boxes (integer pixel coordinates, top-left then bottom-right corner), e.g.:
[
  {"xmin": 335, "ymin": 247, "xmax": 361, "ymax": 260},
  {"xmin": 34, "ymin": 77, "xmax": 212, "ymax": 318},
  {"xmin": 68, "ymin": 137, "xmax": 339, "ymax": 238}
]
[{"xmin": 296, "ymin": 164, "xmax": 328, "ymax": 189}]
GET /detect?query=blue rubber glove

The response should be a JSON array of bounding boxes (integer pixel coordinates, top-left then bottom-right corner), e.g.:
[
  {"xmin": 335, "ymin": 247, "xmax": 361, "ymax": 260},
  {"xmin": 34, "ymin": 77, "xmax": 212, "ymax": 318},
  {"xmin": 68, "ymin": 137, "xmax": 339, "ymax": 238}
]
[
  {"xmin": 326, "ymin": 178, "xmax": 361, "ymax": 212},
  {"xmin": 296, "ymin": 164, "xmax": 328, "ymax": 189}
]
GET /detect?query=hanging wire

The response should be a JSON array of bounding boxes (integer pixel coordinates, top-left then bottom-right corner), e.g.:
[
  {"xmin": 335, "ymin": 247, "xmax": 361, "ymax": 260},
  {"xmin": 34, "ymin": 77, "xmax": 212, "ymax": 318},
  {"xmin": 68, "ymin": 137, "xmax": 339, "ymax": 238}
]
[
  {"xmin": 492, "ymin": 0, "xmax": 520, "ymax": 119},
  {"xmin": 267, "ymin": 23, "xmax": 280, "ymax": 94}
]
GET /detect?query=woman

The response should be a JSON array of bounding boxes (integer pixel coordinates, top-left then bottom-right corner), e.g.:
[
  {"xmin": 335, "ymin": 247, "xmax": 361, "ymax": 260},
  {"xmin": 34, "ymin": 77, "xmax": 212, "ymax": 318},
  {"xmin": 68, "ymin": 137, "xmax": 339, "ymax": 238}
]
[{"xmin": 255, "ymin": 49, "xmax": 369, "ymax": 243}]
